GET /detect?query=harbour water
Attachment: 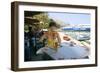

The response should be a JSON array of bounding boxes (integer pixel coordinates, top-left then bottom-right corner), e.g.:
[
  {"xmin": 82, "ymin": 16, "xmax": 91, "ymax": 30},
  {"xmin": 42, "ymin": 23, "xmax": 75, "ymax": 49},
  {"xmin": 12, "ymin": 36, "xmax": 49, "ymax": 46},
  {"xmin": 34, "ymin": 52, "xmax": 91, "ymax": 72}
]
[{"xmin": 60, "ymin": 30, "xmax": 90, "ymax": 44}]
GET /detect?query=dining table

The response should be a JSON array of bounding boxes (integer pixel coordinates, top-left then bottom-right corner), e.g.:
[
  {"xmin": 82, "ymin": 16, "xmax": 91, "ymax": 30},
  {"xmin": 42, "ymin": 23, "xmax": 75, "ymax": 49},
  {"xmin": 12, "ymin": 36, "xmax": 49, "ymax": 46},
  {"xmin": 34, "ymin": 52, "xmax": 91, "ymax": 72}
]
[{"xmin": 36, "ymin": 42, "xmax": 89, "ymax": 60}]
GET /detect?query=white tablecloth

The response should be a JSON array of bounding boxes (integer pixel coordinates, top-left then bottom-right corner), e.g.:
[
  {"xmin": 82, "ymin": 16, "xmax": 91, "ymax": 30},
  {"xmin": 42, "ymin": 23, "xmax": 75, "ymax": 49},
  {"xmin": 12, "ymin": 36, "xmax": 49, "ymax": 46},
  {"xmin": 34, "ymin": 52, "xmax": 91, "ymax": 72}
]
[{"xmin": 37, "ymin": 42, "xmax": 89, "ymax": 60}]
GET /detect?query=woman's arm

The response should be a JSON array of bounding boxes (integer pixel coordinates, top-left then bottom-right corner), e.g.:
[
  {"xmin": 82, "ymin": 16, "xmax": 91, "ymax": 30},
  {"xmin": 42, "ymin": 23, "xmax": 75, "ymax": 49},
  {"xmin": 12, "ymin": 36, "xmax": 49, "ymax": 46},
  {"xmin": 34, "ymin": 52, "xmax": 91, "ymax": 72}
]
[{"xmin": 39, "ymin": 34, "xmax": 46, "ymax": 42}]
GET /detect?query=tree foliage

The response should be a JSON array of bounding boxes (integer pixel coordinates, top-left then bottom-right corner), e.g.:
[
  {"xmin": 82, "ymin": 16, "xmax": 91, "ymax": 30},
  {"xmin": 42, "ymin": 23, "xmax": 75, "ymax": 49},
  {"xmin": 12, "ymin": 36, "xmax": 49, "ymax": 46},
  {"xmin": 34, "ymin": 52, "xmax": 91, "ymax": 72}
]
[
  {"xmin": 32, "ymin": 13, "xmax": 51, "ymax": 29},
  {"xmin": 24, "ymin": 12, "xmax": 61, "ymax": 32}
]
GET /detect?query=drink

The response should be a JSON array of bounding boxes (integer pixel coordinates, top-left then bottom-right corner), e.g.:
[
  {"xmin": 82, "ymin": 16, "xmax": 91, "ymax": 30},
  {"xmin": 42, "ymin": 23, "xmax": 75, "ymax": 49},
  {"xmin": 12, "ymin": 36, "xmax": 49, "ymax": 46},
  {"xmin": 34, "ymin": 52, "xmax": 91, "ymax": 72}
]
[{"xmin": 54, "ymin": 42, "xmax": 58, "ymax": 51}]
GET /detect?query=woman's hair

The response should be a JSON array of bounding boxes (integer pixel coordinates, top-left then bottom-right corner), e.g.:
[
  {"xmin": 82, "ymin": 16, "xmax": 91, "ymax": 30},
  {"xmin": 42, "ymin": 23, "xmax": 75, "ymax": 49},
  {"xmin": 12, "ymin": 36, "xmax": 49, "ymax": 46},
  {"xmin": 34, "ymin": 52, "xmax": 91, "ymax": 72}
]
[{"xmin": 49, "ymin": 21, "xmax": 57, "ymax": 28}]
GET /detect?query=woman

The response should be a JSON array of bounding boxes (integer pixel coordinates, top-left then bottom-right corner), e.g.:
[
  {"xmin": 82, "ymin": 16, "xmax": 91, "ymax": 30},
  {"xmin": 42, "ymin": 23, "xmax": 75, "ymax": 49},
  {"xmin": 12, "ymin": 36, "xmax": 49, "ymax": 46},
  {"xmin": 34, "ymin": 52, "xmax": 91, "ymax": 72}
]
[{"xmin": 40, "ymin": 21, "xmax": 61, "ymax": 51}]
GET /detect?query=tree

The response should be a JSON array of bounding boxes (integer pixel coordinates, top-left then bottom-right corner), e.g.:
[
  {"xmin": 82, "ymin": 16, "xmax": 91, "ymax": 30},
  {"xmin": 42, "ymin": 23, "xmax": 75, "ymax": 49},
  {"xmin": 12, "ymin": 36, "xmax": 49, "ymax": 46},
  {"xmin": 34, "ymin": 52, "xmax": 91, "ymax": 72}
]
[{"xmin": 32, "ymin": 13, "xmax": 51, "ymax": 29}]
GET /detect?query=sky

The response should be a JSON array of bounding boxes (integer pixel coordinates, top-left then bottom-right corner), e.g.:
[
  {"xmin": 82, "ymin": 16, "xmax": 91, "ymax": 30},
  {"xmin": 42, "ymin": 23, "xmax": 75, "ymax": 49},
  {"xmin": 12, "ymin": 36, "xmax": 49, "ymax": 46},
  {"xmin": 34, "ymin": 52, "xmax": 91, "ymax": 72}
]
[{"xmin": 48, "ymin": 12, "xmax": 91, "ymax": 25}]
